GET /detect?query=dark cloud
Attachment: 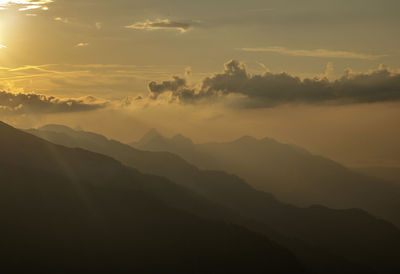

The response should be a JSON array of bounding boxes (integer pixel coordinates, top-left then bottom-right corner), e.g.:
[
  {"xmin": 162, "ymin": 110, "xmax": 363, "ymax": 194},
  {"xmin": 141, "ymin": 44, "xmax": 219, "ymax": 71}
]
[
  {"xmin": 148, "ymin": 76, "xmax": 187, "ymax": 98},
  {"xmin": 148, "ymin": 60, "xmax": 400, "ymax": 108},
  {"xmin": 0, "ymin": 91, "xmax": 107, "ymax": 115},
  {"xmin": 148, "ymin": 76, "xmax": 199, "ymax": 103}
]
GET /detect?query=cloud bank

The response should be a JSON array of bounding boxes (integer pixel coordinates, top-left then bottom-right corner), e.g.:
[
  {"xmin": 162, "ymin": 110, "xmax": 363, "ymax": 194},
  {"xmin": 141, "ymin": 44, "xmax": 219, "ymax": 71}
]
[
  {"xmin": 148, "ymin": 60, "xmax": 400, "ymax": 108},
  {"xmin": 0, "ymin": 91, "xmax": 107, "ymax": 115}
]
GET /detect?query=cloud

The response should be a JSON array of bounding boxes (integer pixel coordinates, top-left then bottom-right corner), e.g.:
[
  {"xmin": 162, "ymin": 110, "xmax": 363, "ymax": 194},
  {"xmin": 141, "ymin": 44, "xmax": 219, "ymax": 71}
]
[
  {"xmin": 19, "ymin": 5, "xmax": 41, "ymax": 11},
  {"xmin": 147, "ymin": 60, "xmax": 400, "ymax": 108},
  {"xmin": 0, "ymin": 91, "xmax": 107, "ymax": 115},
  {"xmin": 75, "ymin": 42, "xmax": 89, "ymax": 47},
  {"xmin": 148, "ymin": 76, "xmax": 189, "ymax": 99},
  {"xmin": 125, "ymin": 19, "xmax": 192, "ymax": 33},
  {"xmin": 239, "ymin": 46, "xmax": 384, "ymax": 60},
  {"xmin": 0, "ymin": 0, "xmax": 53, "ymax": 11},
  {"xmin": 324, "ymin": 62, "xmax": 334, "ymax": 79},
  {"xmin": 54, "ymin": 17, "xmax": 70, "ymax": 24},
  {"xmin": 0, "ymin": 45, "xmax": 6, "ymax": 49}
]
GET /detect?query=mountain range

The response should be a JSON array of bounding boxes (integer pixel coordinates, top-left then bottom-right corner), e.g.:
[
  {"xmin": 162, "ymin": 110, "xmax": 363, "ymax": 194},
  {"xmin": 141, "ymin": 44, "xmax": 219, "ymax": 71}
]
[
  {"xmin": 130, "ymin": 129, "xmax": 400, "ymax": 228},
  {"xmin": 1, "ymin": 121, "xmax": 307, "ymax": 274},
  {"xmin": 25, "ymin": 124, "xmax": 400, "ymax": 273}
]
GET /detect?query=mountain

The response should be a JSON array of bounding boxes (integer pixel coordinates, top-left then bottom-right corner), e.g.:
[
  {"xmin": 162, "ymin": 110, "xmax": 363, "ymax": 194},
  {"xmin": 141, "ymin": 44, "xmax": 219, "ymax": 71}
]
[
  {"xmin": 131, "ymin": 131, "xmax": 400, "ymax": 227},
  {"xmin": 28, "ymin": 124, "xmax": 400, "ymax": 274},
  {"xmin": 353, "ymin": 166, "xmax": 400, "ymax": 184},
  {"xmin": 1, "ymin": 121, "xmax": 306, "ymax": 274}
]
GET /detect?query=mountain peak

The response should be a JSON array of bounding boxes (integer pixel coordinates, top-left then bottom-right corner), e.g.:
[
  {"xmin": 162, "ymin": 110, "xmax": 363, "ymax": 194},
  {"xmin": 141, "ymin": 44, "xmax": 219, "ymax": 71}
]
[
  {"xmin": 136, "ymin": 128, "xmax": 167, "ymax": 147},
  {"xmin": 143, "ymin": 128, "xmax": 164, "ymax": 139}
]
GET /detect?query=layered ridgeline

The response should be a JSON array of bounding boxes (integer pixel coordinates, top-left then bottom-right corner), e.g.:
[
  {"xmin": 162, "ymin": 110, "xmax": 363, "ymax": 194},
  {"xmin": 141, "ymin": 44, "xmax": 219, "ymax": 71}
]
[
  {"xmin": 0, "ymin": 121, "xmax": 307, "ymax": 274},
  {"xmin": 28, "ymin": 124, "xmax": 400, "ymax": 274},
  {"xmin": 130, "ymin": 129, "xmax": 400, "ymax": 227}
]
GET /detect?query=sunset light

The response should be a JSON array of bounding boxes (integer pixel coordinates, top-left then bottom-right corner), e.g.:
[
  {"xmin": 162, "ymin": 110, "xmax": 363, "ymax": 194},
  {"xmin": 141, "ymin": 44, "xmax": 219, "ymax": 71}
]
[{"xmin": 1, "ymin": 1, "xmax": 400, "ymax": 273}]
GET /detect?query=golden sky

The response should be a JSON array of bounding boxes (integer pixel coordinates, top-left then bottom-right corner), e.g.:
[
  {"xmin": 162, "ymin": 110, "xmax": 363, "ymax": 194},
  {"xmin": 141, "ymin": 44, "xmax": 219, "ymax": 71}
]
[{"xmin": 1, "ymin": 0, "xmax": 400, "ymax": 167}]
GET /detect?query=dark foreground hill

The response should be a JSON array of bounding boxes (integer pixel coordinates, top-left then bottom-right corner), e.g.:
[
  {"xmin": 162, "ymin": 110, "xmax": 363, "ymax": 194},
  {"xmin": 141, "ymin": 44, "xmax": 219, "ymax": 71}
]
[
  {"xmin": 0, "ymin": 121, "xmax": 305, "ymax": 274},
  {"xmin": 28, "ymin": 124, "xmax": 400, "ymax": 274},
  {"xmin": 131, "ymin": 129, "xmax": 400, "ymax": 227}
]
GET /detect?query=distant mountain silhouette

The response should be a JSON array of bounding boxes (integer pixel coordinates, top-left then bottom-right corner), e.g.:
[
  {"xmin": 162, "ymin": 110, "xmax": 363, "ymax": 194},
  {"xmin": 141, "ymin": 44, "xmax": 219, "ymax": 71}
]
[
  {"xmin": 28, "ymin": 124, "xmax": 400, "ymax": 274},
  {"xmin": 1, "ymin": 121, "xmax": 307, "ymax": 274},
  {"xmin": 131, "ymin": 130, "xmax": 400, "ymax": 227}
]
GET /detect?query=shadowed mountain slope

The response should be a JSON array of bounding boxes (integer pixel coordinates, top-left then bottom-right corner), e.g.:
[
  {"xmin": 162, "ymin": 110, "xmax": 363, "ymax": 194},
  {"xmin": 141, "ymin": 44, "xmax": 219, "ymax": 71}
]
[
  {"xmin": 1, "ymin": 121, "xmax": 307, "ymax": 274},
  {"xmin": 353, "ymin": 166, "xmax": 400, "ymax": 185},
  {"xmin": 131, "ymin": 130, "xmax": 400, "ymax": 227},
  {"xmin": 27, "ymin": 124, "xmax": 400, "ymax": 274}
]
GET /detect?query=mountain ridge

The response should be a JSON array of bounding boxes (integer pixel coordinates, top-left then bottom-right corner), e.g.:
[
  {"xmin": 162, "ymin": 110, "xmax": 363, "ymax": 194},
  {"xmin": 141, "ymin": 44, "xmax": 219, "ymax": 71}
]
[
  {"xmin": 27, "ymin": 123, "xmax": 400, "ymax": 274},
  {"xmin": 131, "ymin": 128, "xmax": 400, "ymax": 227}
]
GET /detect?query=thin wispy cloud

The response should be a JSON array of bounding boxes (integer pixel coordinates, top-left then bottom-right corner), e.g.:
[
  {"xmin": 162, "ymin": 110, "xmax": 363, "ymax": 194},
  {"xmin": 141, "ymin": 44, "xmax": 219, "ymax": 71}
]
[
  {"xmin": 19, "ymin": 5, "xmax": 41, "ymax": 11},
  {"xmin": 54, "ymin": 17, "xmax": 70, "ymax": 24},
  {"xmin": 6, "ymin": 64, "xmax": 52, "ymax": 72},
  {"xmin": 126, "ymin": 19, "xmax": 192, "ymax": 33},
  {"xmin": 75, "ymin": 42, "xmax": 89, "ymax": 47},
  {"xmin": 0, "ymin": 0, "xmax": 53, "ymax": 11},
  {"xmin": 239, "ymin": 46, "xmax": 385, "ymax": 60},
  {"xmin": 0, "ymin": 63, "xmax": 184, "ymax": 99}
]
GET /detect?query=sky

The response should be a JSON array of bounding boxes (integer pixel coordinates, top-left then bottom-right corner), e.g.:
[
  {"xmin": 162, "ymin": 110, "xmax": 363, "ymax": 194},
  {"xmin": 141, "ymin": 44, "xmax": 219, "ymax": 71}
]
[{"xmin": 0, "ymin": 0, "xmax": 400, "ymax": 167}]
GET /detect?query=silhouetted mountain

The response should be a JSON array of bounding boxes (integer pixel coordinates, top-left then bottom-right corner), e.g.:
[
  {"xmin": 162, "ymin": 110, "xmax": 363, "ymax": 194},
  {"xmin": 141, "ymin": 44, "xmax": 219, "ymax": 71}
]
[
  {"xmin": 132, "ymin": 130, "xmax": 400, "ymax": 227},
  {"xmin": 28, "ymin": 124, "xmax": 400, "ymax": 274},
  {"xmin": 1, "ymin": 121, "xmax": 306, "ymax": 274},
  {"xmin": 135, "ymin": 128, "xmax": 169, "ymax": 150}
]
